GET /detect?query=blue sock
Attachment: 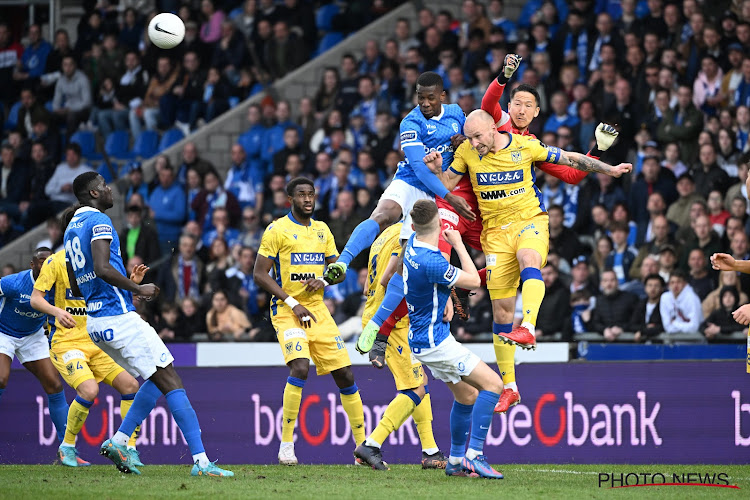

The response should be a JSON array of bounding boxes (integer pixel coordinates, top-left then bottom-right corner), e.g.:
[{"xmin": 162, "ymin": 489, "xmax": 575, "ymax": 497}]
[
  {"xmin": 339, "ymin": 219, "xmax": 381, "ymax": 266},
  {"xmin": 449, "ymin": 401, "xmax": 473, "ymax": 458},
  {"xmin": 372, "ymin": 273, "xmax": 404, "ymax": 326},
  {"xmin": 165, "ymin": 388, "xmax": 205, "ymax": 456},
  {"xmin": 493, "ymin": 322, "xmax": 512, "ymax": 335},
  {"xmin": 468, "ymin": 391, "xmax": 501, "ymax": 454},
  {"xmin": 118, "ymin": 379, "xmax": 162, "ymax": 437},
  {"xmin": 47, "ymin": 390, "xmax": 69, "ymax": 444},
  {"xmin": 520, "ymin": 268, "xmax": 542, "ymax": 282}
]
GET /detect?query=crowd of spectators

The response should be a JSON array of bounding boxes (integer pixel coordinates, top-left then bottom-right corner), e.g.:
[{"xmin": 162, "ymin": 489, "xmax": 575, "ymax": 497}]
[{"xmin": 3, "ymin": 0, "xmax": 750, "ymax": 344}]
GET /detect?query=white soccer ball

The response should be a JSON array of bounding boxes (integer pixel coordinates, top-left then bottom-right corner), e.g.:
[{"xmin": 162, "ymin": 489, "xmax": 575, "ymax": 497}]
[{"xmin": 148, "ymin": 13, "xmax": 185, "ymax": 49}]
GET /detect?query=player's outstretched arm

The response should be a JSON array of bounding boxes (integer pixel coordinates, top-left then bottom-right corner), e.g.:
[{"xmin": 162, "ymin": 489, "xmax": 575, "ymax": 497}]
[
  {"xmin": 712, "ymin": 253, "xmax": 750, "ymax": 274},
  {"xmin": 481, "ymin": 54, "xmax": 521, "ymax": 125},
  {"xmin": 253, "ymin": 253, "xmax": 317, "ymax": 328},
  {"xmin": 556, "ymin": 150, "xmax": 632, "ymax": 178},
  {"xmin": 30, "ymin": 288, "xmax": 76, "ymax": 328},
  {"xmin": 92, "ymin": 239, "xmax": 158, "ymax": 298}
]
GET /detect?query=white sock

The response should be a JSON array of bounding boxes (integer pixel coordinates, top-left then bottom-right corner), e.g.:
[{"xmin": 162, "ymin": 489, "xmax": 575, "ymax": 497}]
[
  {"xmin": 448, "ymin": 455, "xmax": 463, "ymax": 465},
  {"xmin": 60, "ymin": 442, "xmax": 75, "ymax": 449},
  {"xmin": 422, "ymin": 447, "xmax": 439, "ymax": 455},
  {"xmin": 112, "ymin": 431, "xmax": 129, "ymax": 446},
  {"xmin": 505, "ymin": 381, "xmax": 518, "ymax": 391},
  {"xmin": 193, "ymin": 452, "xmax": 210, "ymax": 468},
  {"xmin": 521, "ymin": 322, "xmax": 536, "ymax": 337},
  {"xmin": 364, "ymin": 437, "xmax": 381, "ymax": 448},
  {"xmin": 466, "ymin": 448, "xmax": 481, "ymax": 460}
]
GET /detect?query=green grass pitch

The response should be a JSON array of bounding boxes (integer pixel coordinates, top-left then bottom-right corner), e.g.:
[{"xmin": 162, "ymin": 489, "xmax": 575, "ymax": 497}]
[{"xmin": 1, "ymin": 464, "xmax": 749, "ymax": 499}]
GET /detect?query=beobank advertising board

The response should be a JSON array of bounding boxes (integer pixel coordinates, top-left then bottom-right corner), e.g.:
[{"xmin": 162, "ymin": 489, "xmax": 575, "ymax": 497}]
[{"xmin": 2, "ymin": 361, "xmax": 749, "ymax": 464}]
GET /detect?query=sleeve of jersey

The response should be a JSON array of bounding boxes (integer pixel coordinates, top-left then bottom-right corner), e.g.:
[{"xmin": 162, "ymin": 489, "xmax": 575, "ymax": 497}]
[
  {"xmin": 34, "ymin": 259, "xmax": 56, "ymax": 292},
  {"xmin": 449, "ymin": 143, "xmax": 468, "ymax": 176},
  {"xmin": 400, "ymin": 119, "xmax": 450, "ymax": 199},
  {"xmin": 481, "ymin": 79, "xmax": 510, "ymax": 128},
  {"xmin": 257, "ymin": 224, "xmax": 278, "ymax": 260},
  {"xmin": 324, "ymin": 224, "xmax": 339, "ymax": 260},
  {"xmin": 90, "ymin": 214, "xmax": 114, "ymax": 242},
  {"xmin": 425, "ymin": 254, "xmax": 460, "ymax": 287}
]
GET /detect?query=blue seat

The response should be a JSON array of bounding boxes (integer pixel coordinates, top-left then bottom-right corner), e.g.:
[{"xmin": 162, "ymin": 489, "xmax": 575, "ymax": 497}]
[
  {"xmin": 70, "ymin": 130, "xmax": 102, "ymax": 161},
  {"xmin": 132, "ymin": 130, "xmax": 159, "ymax": 159},
  {"xmin": 4, "ymin": 101, "xmax": 21, "ymax": 130},
  {"xmin": 249, "ymin": 82, "xmax": 265, "ymax": 96},
  {"xmin": 97, "ymin": 161, "xmax": 120, "ymax": 183},
  {"xmin": 316, "ymin": 3, "xmax": 339, "ymax": 31},
  {"xmin": 157, "ymin": 128, "xmax": 185, "ymax": 153},
  {"xmin": 315, "ymin": 32, "xmax": 344, "ymax": 56},
  {"xmin": 228, "ymin": 96, "xmax": 240, "ymax": 108},
  {"xmin": 104, "ymin": 130, "xmax": 133, "ymax": 160}
]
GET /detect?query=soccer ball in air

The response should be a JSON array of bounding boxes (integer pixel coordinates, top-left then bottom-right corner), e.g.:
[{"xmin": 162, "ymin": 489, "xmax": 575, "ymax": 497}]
[{"xmin": 148, "ymin": 13, "xmax": 185, "ymax": 49}]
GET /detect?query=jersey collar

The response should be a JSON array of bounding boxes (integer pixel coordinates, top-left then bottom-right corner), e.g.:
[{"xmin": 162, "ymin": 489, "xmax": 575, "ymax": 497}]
[
  {"xmin": 28, "ymin": 269, "xmax": 35, "ymax": 284},
  {"xmin": 429, "ymin": 105, "xmax": 445, "ymax": 121},
  {"xmin": 74, "ymin": 206, "xmax": 101, "ymax": 215},
  {"xmin": 412, "ymin": 237, "xmax": 439, "ymax": 252},
  {"xmin": 287, "ymin": 212, "xmax": 311, "ymax": 227}
]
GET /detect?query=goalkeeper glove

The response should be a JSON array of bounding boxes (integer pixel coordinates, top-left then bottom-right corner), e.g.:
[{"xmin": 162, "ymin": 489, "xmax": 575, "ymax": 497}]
[
  {"xmin": 369, "ymin": 333, "xmax": 388, "ymax": 369},
  {"xmin": 595, "ymin": 123, "xmax": 619, "ymax": 151},
  {"xmin": 503, "ymin": 54, "xmax": 522, "ymax": 79}
]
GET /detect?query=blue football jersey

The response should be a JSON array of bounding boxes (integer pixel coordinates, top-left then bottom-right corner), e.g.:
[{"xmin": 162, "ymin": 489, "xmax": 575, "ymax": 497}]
[
  {"xmin": 403, "ymin": 233, "xmax": 460, "ymax": 349},
  {"xmin": 0, "ymin": 270, "xmax": 47, "ymax": 338},
  {"xmin": 396, "ymin": 104, "xmax": 465, "ymax": 196},
  {"xmin": 64, "ymin": 207, "xmax": 135, "ymax": 318}
]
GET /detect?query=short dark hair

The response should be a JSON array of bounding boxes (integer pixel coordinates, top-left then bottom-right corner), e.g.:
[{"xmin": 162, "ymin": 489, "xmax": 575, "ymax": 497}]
[
  {"xmin": 510, "ymin": 83, "xmax": 541, "ymax": 106},
  {"xmin": 410, "ymin": 199, "xmax": 439, "ymax": 233},
  {"xmin": 416, "ymin": 71, "xmax": 444, "ymax": 90},
  {"xmin": 66, "ymin": 142, "xmax": 82, "ymax": 157},
  {"xmin": 33, "ymin": 246, "xmax": 52, "ymax": 258},
  {"xmin": 610, "ymin": 220, "xmax": 629, "ymax": 233},
  {"xmin": 669, "ymin": 269, "xmax": 688, "ymax": 282},
  {"xmin": 547, "ymin": 204, "xmax": 564, "ymax": 215},
  {"xmin": 286, "ymin": 177, "xmax": 315, "ymax": 196},
  {"xmin": 644, "ymin": 273, "xmax": 665, "ymax": 287},
  {"xmin": 73, "ymin": 172, "xmax": 101, "ymax": 203}
]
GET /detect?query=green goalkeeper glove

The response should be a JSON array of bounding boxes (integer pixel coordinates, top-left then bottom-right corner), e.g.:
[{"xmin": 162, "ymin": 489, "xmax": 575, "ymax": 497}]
[
  {"xmin": 595, "ymin": 123, "xmax": 619, "ymax": 151},
  {"xmin": 503, "ymin": 54, "xmax": 522, "ymax": 79}
]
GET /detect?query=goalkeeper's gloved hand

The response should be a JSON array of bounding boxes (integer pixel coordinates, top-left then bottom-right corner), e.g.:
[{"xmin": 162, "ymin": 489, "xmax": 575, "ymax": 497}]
[
  {"xmin": 503, "ymin": 54, "xmax": 522, "ymax": 79},
  {"xmin": 595, "ymin": 123, "xmax": 619, "ymax": 151},
  {"xmin": 369, "ymin": 333, "xmax": 388, "ymax": 369}
]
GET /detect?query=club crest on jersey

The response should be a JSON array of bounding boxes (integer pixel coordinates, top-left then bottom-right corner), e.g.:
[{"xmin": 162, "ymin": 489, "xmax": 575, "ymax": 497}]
[
  {"xmin": 412, "ymin": 367, "xmax": 421, "ymax": 379},
  {"xmin": 317, "ymin": 230, "xmax": 325, "ymax": 243},
  {"xmin": 290, "ymin": 252, "xmax": 324, "ymax": 265},
  {"xmin": 511, "ymin": 151, "xmax": 522, "ymax": 163},
  {"xmin": 285, "ymin": 341, "xmax": 293, "ymax": 354},
  {"xmin": 476, "ymin": 170, "xmax": 523, "ymax": 185},
  {"xmin": 66, "ymin": 363, "xmax": 75, "ymax": 376},
  {"xmin": 452, "ymin": 123, "xmax": 459, "ymax": 133}
]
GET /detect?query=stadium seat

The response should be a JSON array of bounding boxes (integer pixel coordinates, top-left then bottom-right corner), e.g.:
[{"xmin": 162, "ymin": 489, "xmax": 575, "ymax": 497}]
[
  {"xmin": 70, "ymin": 130, "xmax": 102, "ymax": 161},
  {"xmin": 228, "ymin": 96, "xmax": 240, "ymax": 108},
  {"xmin": 104, "ymin": 130, "xmax": 133, "ymax": 160},
  {"xmin": 249, "ymin": 82, "xmax": 265, "ymax": 96},
  {"xmin": 316, "ymin": 3, "xmax": 339, "ymax": 31},
  {"xmin": 132, "ymin": 130, "xmax": 159, "ymax": 159},
  {"xmin": 315, "ymin": 32, "xmax": 344, "ymax": 56},
  {"xmin": 97, "ymin": 160, "xmax": 120, "ymax": 183},
  {"xmin": 157, "ymin": 127, "xmax": 185, "ymax": 153},
  {"xmin": 4, "ymin": 101, "xmax": 21, "ymax": 131}
]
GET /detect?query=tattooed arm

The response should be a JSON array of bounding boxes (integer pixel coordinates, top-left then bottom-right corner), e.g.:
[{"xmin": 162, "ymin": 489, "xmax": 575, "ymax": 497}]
[{"xmin": 556, "ymin": 150, "xmax": 633, "ymax": 178}]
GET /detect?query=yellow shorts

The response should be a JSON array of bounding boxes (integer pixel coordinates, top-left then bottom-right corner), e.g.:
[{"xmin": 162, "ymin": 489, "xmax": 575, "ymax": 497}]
[
  {"xmin": 482, "ymin": 212, "xmax": 549, "ymax": 300},
  {"xmin": 274, "ymin": 302, "xmax": 351, "ymax": 376},
  {"xmin": 386, "ymin": 324, "xmax": 424, "ymax": 391},
  {"xmin": 50, "ymin": 341, "xmax": 125, "ymax": 390}
]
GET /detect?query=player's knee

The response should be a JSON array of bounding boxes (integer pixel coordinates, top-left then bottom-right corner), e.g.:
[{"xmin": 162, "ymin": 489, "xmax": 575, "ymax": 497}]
[
  {"xmin": 485, "ymin": 374, "xmax": 504, "ymax": 395},
  {"xmin": 288, "ymin": 361, "xmax": 309, "ymax": 381},
  {"xmin": 120, "ymin": 376, "xmax": 139, "ymax": 395},
  {"xmin": 331, "ymin": 367, "xmax": 354, "ymax": 389},
  {"xmin": 372, "ymin": 203, "xmax": 400, "ymax": 228},
  {"xmin": 77, "ymin": 380, "xmax": 99, "ymax": 401},
  {"xmin": 0, "ymin": 374, "xmax": 7, "ymax": 389},
  {"xmin": 45, "ymin": 378, "xmax": 64, "ymax": 394},
  {"xmin": 412, "ymin": 384, "xmax": 426, "ymax": 400}
]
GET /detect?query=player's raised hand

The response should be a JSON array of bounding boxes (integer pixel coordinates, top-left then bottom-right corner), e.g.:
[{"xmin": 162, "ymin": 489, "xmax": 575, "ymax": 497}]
[
  {"xmin": 609, "ymin": 163, "xmax": 633, "ymax": 178},
  {"xmin": 450, "ymin": 133, "xmax": 467, "ymax": 150},
  {"xmin": 711, "ymin": 253, "xmax": 736, "ymax": 271},
  {"xmin": 130, "ymin": 264, "xmax": 150, "ymax": 284},
  {"xmin": 595, "ymin": 123, "xmax": 619, "ymax": 151},
  {"xmin": 137, "ymin": 283, "xmax": 160, "ymax": 300},
  {"xmin": 503, "ymin": 54, "xmax": 522, "ymax": 79},
  {"xmin": 445, "ymin": 193, "xmax": 476, "ymax": 222},
  {"xmin": 54, "ymin": 308, "xmax": 77, "ymax": 329},
  {"xmin": 293, "ymin": 304, "xmax": 317, "ymax": 329},
  {"xmin": 733, "ymin": 304, "xmax": 750, "ymax": 325},
  {"xmin": 423, "ymin": 151, "xmax": 443, "ymax": 173}
]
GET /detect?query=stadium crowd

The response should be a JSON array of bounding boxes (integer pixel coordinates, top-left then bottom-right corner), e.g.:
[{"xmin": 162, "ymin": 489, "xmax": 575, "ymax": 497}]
[{"xmin": 2, "ymin": 0, "xmax": 750, "ymax": 343}]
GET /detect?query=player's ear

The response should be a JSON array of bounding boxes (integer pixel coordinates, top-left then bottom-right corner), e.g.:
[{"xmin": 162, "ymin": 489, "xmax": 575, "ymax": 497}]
[
  {"xmin": 440, "ymin": 90, "xmax": 446, "ymax": 102},
  {"xmin": 411, "ymin": 223, "xmax": 415, "ymax": 232},
  {"xmin": 533, "ymin": 107, "xmax": 540, "ymax": 118}
]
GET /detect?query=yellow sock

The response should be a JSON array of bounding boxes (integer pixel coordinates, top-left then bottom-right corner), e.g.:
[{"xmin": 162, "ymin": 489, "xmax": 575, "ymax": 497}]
[
  {"xmin": 119, "ymin": 397, "xmax": 140, "ymax": 447},
  {"xmin": 340, "ymin": 389, "xmax": 366, "ymax": 445},
  {"xmin": 369, "ymin": 393, "xmax": 417, "ymax": 446},
  {"xmin": 63, "ymin": 397, "xmax": 92, "ymax": 446},
  {"xmin": 282, "ymin": 379, "xmax": 304, "ymax": 443},
  {"xmin": 494, "ymin": 335, "xmax": 517, "ymax": 385},
  {"xmin": 412, "ymin": 392, "xmax": 437, "ymax": 451},
  {"xmin": 521, "ymin": 272, "xmax": 545, "ymax": 326}
]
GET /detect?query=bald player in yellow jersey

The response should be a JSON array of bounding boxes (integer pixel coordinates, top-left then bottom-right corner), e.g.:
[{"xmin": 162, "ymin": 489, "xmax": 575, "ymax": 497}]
[
  {"xmin": 427, "ymin": 109, "xmax": 631, "ymax": 350},
  {"xmin": 31, "ymin": 241, "xmax": 148, "ymax": 467},
  {"xmin": 354, "ymin": 223, "xmax": 447, "ymax": 470}
]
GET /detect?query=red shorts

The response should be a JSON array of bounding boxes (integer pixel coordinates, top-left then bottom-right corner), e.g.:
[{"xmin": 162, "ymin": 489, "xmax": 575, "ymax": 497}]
[{"xmin": 435, "ymin": 196, "xmax": 483, "ymax": 255}]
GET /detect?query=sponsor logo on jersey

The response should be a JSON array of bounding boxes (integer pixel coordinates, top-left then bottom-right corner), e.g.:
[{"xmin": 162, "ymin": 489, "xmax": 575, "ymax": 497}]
[
  {"xmin": 76, "ymin": 271, "xmax": 97, "ymax": 285},
  {"xmin": 476, "ymin": 170, "xmax": 523, "ymax": 185},
  {"xmin": 480, "ymin": 187, "xmax": 526, "ymax": 200},
  {"xmin": 290, "ymin": 252, "xmax": 324, "ymax": 265},
  {"xmin": 290, "ymin": 272, "xmax": 316, "ymax": 282},
  {"xmin": 423, "ymin": 144, "xmax": 453, "ymax": 154},
  {"xmin": 438, "ymin": 208, "xmax": 459, "ymax": 226},
  {"xmin": 62, "ymin": 349, "xmax": 85, "ymax": 364},
  {"xmin": 545, "ymin": 145, "xmax": 562, "ymax": 163},
  {"xmin": 65, "ymin": 306, "xmax": 87, "ymax": 316},
  {"xmin": 65, "ymin": 288, "xmax": 84, "ymax": 300},
  {"xmin": 444, "ymin": 265, "xmax": 457, "ymax": 283},
  {"xmin": 283, "ymin": 328, "xmax": 307, "ymax": 340},
  {"xmin": 485, "ymin": 254, "xmax": 497, "ymax": 266},
  {"xmin": 86, "ymin": 301, "xmax": 102, "ymax": 312},
  {"xmin": 92, "ymin": 224, "xmax": 112, "ymax": 236},
  {"xmin": 14, "ymin": 307, "xmax": 44, "ymax": 318},
  {"xmin": 400, "ymin": 130, "xmax": 418, "ymax": 143}
]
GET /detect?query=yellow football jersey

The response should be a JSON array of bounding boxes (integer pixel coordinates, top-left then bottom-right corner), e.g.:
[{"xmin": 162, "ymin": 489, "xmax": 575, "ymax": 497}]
[
  {"xmin": 258, "ymin": 213, "xmax": 339, "ymax": 313},
  {"xmin": 450, "ymin": 132, "xmax": 557, "ymax": 228},
  {"xmin": 33, "ymin": 250, "xmax": 89, "ymax": 346},
  {"xmin": 362, "ymin": 223, "xmax": 408, "ymax": 329}
]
